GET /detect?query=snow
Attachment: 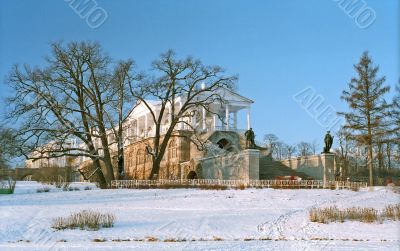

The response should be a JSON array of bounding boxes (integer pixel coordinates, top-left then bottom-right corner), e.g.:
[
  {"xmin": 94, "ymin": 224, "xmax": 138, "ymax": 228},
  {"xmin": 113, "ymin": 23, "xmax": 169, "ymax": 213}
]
[
  {"xmin": 1, "ymin": 182, "xmax": 399, "ymax": 250},
  {"xmin": 12, "ymin": 181, "xmax": 98, "ymax": 194}
]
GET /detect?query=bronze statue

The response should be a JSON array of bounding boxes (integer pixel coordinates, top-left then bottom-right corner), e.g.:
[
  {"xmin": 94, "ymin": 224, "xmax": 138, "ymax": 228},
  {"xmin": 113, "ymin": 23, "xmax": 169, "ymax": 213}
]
[
  {"xmin": 244, "ymin": 128, "xmax": 256, "ymax": 149},
  {"xmin": 323, "ymin": 131, "xmax": 334, "ymax": 153}
]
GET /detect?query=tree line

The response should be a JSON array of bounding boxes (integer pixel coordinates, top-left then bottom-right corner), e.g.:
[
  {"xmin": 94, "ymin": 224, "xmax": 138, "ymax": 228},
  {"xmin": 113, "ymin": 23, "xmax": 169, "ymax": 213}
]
[
  {"xmin": 1, "ymin": 44, "xmax": 398, "ymax": 187},
  {"xmin": 263, "ymin": 133, "xmax": 320, "ymax": 160},
  {"xmin": 1, "ymin": 41, "xmax": 236, "ymax": 188},
  {"xmin": 264, "ymin": 52, "xmax": 399, "ymax": 186}
]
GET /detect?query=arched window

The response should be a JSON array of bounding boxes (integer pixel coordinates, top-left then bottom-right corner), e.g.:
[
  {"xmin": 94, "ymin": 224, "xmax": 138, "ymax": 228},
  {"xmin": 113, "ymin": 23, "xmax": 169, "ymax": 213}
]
[
  {"xmin": 217, "ymin": 138, "xmax": 230, "ymax": 149},
  {"xmin": 187, "ymin": 170, "xmax": 197, "ymax": 179},
  {"xmin": 168, "ymin": 139, "xmax": 178, "ymax": 160}
]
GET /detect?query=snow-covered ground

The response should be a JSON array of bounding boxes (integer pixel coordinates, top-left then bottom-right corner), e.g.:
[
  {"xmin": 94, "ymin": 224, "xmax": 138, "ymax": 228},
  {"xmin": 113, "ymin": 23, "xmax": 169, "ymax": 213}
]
[
  {"xmin": 12, "ymin": 181, "xmax": 98, "ymax": 194},
  {"xmin": 0, "ymin": 182, "xmax": 399, "ymax": 250}
]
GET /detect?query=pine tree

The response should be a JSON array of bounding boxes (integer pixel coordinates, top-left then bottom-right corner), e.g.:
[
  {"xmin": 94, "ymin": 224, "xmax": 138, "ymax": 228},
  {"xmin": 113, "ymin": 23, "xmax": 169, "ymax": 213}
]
[{"xmin": 338, "ymin": 51, "xmax": 391, "ymax": 186}]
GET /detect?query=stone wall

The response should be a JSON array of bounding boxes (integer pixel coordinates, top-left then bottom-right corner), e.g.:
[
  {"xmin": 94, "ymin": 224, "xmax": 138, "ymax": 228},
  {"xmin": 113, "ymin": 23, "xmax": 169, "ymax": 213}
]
[
  {"xmin": 280, "ymin": 153, "xmax": 337, "ymax": 182},
  {"xmin": 124, "ymin": 131, "xmax": 194, "ymax": 179},
  {"xmin": 194, "ymin": 149, "xmax": 260, "ymax": 181},
  {"xmin": 123, "ymin": 130, "xmax": 248, "ymax": 180},
  {"xmin": 79, "ymin": 130, "xmax": 257, "ymax": 181}
]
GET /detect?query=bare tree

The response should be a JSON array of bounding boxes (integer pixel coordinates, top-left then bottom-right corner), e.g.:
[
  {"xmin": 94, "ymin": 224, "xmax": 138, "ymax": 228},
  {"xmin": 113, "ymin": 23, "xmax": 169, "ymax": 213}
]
[
  {"xmin": 338, "ymin": 51, "xmax": 391, "ymax": 186},
  {"xmin": 275, "ymin": 141, "xmax": 285, "ymax": 160},
  {"xmin": 103, "ymin": 60, "xmax": 135, "ymax": 179},
  {"xmin": 390, "ymin": 81, "xmax": 400, "ymax": 147},
  {"xmin": 6, "ymin": 42, "xmax": 134, "ymax": 187},
  {"xmin": 335, "ymin": 129, "xmax": 352, "ymax": 178},
  {"xmin": 264, "ymin": 133, "xmax": 279, "ymax": 157},
  {"xmin": 385, "ymin": 81, "xmax": 400, "ymax": 171},
  {"xmin": 385, "ymin": 142, "xmax": 393, "ymax": 170},
  {"xmin": 311, "ymin": 139, "xmax": 320, "ymax": 155},
  {"xmin": 0, "ymin": 126, "xmax": 17, "ymax": 169},
  {"xmin": 286, "ymin": 145, "xmax": 296, "ymax": 159},
  {"xmin": 128, "ymin": 50, "xmax": 237, "ymax": 179},
  {"xmin": 391, "ymin": 82, "xmax": 400, "ymax": 135},
  {"xmin": 297, "ymin": 142, "xmax": 312, "ymax": 157}
]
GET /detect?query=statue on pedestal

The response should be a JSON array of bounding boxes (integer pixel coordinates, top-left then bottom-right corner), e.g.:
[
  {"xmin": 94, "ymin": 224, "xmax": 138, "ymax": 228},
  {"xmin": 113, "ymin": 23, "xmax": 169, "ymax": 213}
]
[
  {"xmin": 323, "ymin": 131, "xmax": 334, "ymax": 153},
  {"xmin": 244, "ymin": 128, "xmax": 256, "ymax": 149}
]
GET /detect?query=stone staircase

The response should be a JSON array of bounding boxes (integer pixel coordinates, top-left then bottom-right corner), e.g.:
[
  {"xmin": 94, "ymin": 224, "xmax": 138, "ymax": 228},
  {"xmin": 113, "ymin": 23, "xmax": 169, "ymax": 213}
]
[
  {"xmin": 199, "ymin": 131, "xmax": 309, "ymax": 180},
  {"xmin": 259, "ymin": 155, "xmax": 309, "ymax": 180}
]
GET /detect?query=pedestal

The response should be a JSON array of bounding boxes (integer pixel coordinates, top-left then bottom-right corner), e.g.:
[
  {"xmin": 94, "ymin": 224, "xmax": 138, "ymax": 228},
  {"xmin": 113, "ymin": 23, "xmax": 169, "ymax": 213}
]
[
  {"xmin": 243, "ymin": 149, "xmax": 260, "ymax": 181},
  {"xmin": 321, "ymin": 153, "xmax": 336, "ymax": 188}
]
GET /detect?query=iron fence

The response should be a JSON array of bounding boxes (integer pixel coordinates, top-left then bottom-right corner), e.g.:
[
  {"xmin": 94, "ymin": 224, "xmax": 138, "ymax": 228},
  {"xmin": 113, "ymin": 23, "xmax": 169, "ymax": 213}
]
[{"xmin": 111, "ymin": 179, "xmax": 367, "ymax": 190}]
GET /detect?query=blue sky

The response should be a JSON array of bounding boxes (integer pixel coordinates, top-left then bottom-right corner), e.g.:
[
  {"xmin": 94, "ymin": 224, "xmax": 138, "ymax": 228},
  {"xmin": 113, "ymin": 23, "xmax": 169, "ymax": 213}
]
[{"xmin": 0, "ymin": 0, "xmax": 398, "ymax": 147}]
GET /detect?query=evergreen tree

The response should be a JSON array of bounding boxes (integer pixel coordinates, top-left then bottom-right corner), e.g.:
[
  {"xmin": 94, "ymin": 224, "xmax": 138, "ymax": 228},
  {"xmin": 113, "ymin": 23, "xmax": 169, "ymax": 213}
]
[{"xmin": 338, "ymin": 51, "xmax": 391, "ymax": 186}]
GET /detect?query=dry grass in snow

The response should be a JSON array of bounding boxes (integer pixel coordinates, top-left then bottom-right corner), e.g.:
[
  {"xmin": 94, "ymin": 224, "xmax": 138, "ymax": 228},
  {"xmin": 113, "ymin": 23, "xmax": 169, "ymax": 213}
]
[
  {"xmin": 310, "ymin": 204, "xmax": 400, "ymax": 223},
  {"xmin": 52, "ymin": 210, "xmax": 115, "ymax": 231}
]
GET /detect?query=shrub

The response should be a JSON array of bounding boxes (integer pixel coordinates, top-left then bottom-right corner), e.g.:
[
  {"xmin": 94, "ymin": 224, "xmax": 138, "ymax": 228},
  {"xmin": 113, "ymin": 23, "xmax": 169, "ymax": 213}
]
[
  {"xmin": 52, "ymin": 210, "xmax": 116, "ymax": 231},
  {"xmin": 309, "ymin": 206, "xmax": 345, "ymax": 223},
  {"xmin": 213, "ymin": 236, "xmax": 223, "ymax": 241},
  {"xmin": 310, "ymin": 204, "xmax": 399, "ymax": 224},
  {"xmin": 37, "ymin": 187, "xmax": 50, "ymax": 193},
  {"xmin": 146, "ymin": 236, "xmax": 158, "ymax": 242},
  {"xmin": 383, "ymin": 204, "xmax": 400, "ymax": 221},
  {"xmin": 0, "ymin": 188, "xmax": 13, "ymax": 194},
  {"xmin": 0, "ymin": 179, "xmax": 15, "ymax": 194},
  {"xmin": 67, "ymin": 186, "xmax": 81, "ymax": 191},
  {"xmin": 93, "ymin": 238, "xmax": 106, "ymax": 242},
  {"xmin": 84, "ymin": 186, "xmax": 92, "ymax": 190},
  {"xmin": 62, "ymin": 183, "xmax": 70, "ymax": 191}
]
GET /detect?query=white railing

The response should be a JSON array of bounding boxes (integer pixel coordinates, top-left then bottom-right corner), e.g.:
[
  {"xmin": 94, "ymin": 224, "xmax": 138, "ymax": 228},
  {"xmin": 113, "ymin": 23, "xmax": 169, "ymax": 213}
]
[
  {"xmin": 111, "ymin": 179, "xmax": 367, "ymax": 190},
  {"xmin": 206, "ymin": 126, "xmax": 246, "ymax": 134}
]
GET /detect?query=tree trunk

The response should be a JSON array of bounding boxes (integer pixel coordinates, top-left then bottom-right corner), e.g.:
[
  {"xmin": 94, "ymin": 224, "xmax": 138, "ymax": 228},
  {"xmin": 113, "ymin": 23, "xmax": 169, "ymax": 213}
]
[
  {"xmin": 98, "ymin": 125, "xmax": 115, "ymax": 184},
  {"xmin": 150, "ymin": 158, "xmax": 161, "ymax": 180},
  {"xmin": 377, "ymin": 143, "xmax": 384, "ymax": 171},
  {"xmin": 117, "ymin": 145, "xmax": 124, "ymax": 179},
  {"xmin": 93, "ymin": 158, "xmax": 107, "ymax": 189},
  {"xmin": 386, "ymin": 143, "xmax": 391, "ymax": 170},
  {"xmin": 368, "ymin": 145, "xmax": 374, "ymax": 186},
  {"xmin": 101, "ymin": 146, "xmax": 115, "ymax": 184}
]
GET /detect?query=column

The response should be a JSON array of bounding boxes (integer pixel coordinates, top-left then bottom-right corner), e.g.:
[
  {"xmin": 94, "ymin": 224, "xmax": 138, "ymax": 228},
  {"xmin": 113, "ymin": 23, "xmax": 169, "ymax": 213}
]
[
  {"xmin": 233, "ymin": 111, "xmax": 237, "ymax": 130},
  {"xmin": 202, "ymin": 107, "xmax": 206, "ymax": 130},
  {"xmin": 192, "ymin": 110, "xmax": 197, "ymax": 129},
  {"xmin": 213, "ymin": 114, "xmax": 217, "ymax": 131},
  {"xmin": 135, "ymin": 120, "xmax": 139, "ymax": 138},
  {"xmin": 225, "ymin": 105, "xmax": 229, "ymax": 130},
  {"xmin": 144, "ymin": 114, "xmax": 148, "ymax": 137},
  {"xmin": 246, "ymin": 107, "xmax": 251, "ymax": 130}
]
